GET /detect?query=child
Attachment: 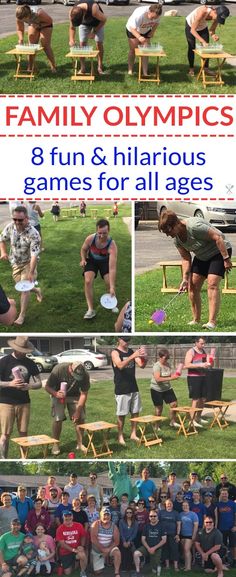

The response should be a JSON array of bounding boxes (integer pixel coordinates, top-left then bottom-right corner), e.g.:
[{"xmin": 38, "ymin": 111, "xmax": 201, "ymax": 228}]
[
  {"xmin": 35, "ymin": 541, "xmax": 51, "ymax": 575},
  {"xmin": 0, "ymin": 562, "xmax": 14, "ymax": 577},
  {"xmin": 51, "ymin": 202, "xmax": 60, "ymax": 222},
  {"xmin": 113, "ymin": 202, "xmax": 118, "ymax": 217},
  {"xmin": 17, "ymin": 534, "xmax": 37, "ymax": 576},
  {"xmin": 120, "ymin": 493, "xmax": 129, "ymax": 517}
]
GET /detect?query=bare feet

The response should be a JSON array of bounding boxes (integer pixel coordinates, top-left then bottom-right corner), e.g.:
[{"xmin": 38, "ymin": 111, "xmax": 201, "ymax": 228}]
[
  {"xmin": 130, "ymin": 434, "xmax": 140, "ymax": 442},
  {"xmin": 118, "ymin": 436, "xmax": 126, "ymax": 446},
  {"xmin": 35, "ymin": 288, "xmax": 43, "ymax": 303},
  {"xmin": 14, "ymin": 315, "xmax": 25, "ymax": 326}
]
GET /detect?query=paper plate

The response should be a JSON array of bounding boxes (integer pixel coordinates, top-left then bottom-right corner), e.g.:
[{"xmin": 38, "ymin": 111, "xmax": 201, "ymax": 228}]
[
  {"xmin": 151, "ymin": 309, "xmax": 166, "ymax": 325},
  {"xmin": 15, "ymin": 280, "xmax": 35, "ymax": 292},
  {"xmin": 100, "ymin": 293, "xmax": 118, "ymax": 309}
]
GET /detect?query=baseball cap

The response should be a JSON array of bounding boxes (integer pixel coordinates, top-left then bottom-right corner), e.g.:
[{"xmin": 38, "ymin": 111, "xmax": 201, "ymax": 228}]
[
  {"xmin": 205, "ymin": 476, "xmax": 212, "ymax": 481},
  {"xmin": 119, "ymin": 336, "xmax": 131, "ymax": 343},
  {"xmin": 216, "ymin": 5, "xmax": 230, "ymax": 25},
  {"xmin": 62, "ymin": 510, "xmax": 73, "ymax": 517},
  {"xmin": 191, "ymin": 472, "xmax": 198, "ymax": 476},
  {"xmin": 70, "ymin": 473, "xmax": 77, "ymax": 478},
  {"xmin": 170, "ymin": 472, "xmax": 176, "ymax": 476},
  {"xmin": 11, "ymin": 519, "xmax": 21, "ymax": 524},
  {"xmin": 49, "ymin": 487, "xmax": 58, "ymax": 493},
  {"xmin": 71, "ymin": 362, "xmax": 85, "ymax": 380},
  {"xmin": 204, "ymin": 492, "xmax": 213, "ymax": 497},
  {"xmin": 101, "ymin": 508, "xmax": 111, "ymax": 515}
]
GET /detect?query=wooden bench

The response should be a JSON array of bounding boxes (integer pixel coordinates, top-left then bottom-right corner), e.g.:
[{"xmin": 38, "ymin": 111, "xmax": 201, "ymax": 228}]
[
  {"xmin": 159, "ymin": 261, "xmax": 183, "ymax": 293},
  {"xmin": 222, "ymin": 263, "xmax": 236, "ymax": 294}
]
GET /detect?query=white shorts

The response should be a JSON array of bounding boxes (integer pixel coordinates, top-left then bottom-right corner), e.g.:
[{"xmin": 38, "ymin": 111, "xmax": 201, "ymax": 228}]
[
  {"xmin": 115, "ymin": 392, "xmax": 142, "ymax": 416},
  {"xmin": 91, "ymin": 547, "xmax": 119, "ymax": 572},
  {"xmin": 79, "ymin": 24, "xmax": 104, "ymax": 44}
]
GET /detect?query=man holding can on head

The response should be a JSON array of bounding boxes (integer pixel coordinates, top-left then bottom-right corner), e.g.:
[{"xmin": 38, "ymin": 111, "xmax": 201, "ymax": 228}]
[
  {"xmin": 45, "ymin": 362, "xmax": 90, "ymax": 457},
  {"xmin": 0, "ymin": 336, "xmax": 41, "ymax": 459}
]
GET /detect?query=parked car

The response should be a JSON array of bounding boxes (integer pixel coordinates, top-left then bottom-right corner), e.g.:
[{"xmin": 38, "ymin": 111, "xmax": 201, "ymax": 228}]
[
  {"xmin": 156, "ymin": 201, "xmax": 236, "ymax": 229},
  {"xmin": 0, "ymin": 346, "xmax": 58, "ymax": 373},
  {"xmin": 54, "ymin": 349, "xmax": 108, "ymax": 370},
  {"xmin": 50, "ymin": 0, "xmax": 75, "ymax": 5},
  {"xmin": 100, "ymin": 0, "xmax": 130, "ymax": 4},
  {"xmin": 190, "ymin": 0, "xmax": 224, "ymax": 4},
  {"xmin": 138, "ymin": 0, "xmax": 183, "ymax": 5}
]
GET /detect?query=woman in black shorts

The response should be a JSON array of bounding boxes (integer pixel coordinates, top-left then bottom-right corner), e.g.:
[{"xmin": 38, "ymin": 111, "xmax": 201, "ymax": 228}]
[
  {"xmin": 16, "ymin": 5, "xmax": 56, "ymax": 72},
  {"xmin": 150, "ymin": 348, "xmax": 180, "ymax": 428}
]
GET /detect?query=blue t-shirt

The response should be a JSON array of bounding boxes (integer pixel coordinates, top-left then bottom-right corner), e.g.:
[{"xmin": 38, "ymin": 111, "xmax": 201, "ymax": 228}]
[
  {"xmin": 190, "ymin": 502, "xmax": 205, "ymax": 528},
  {"xmin": 54, "ymin": 503, "xmax": 73, "ymax": 521},
  {"xmin": 179, "ymin": 511, "xmax": 199, "ymax": 537},
  {"xmin": 158, "ymin": 509, "xmax": 180, "ymax": 536},
  {"xmin": 217, "ymin": 500, "xmax": 236, "ymax": 531},
  {"xmin": 12, "ymin": 497, "xmax": 34, "ymax": 525},
  {"xmin": 136, "ymin": 479, "xmax": 157, "ymax": 508}
]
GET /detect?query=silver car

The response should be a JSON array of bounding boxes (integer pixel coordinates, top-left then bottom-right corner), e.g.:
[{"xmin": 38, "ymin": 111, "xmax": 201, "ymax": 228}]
[{"xmin": 156, "ymin": 201, "xmax": 236, "ymax": 228}]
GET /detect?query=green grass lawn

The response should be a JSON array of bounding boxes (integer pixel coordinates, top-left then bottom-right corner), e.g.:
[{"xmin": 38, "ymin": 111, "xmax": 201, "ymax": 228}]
[
  {"xmin": 0, "ymin": 17, "xmax": 236, "ymax": 94},
  {"xmin": 135, "ymin": 266, "xmax": 236, "ymax": 332},
  {"xmin": 67, "ymin": 567, "xmax": 235, "ymax": 577},
  {"xmin": 0, "ymin": 204, "xmax": 131, "ymax": 333},
  {"xmin": 7, "ymin": 376, "xmax": 236, "ymax": 459}
]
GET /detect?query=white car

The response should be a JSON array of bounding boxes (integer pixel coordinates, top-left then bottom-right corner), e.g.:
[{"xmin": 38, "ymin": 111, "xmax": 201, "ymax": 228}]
[
  {"xmin": 156, "ymin": 200, "xmax": 236, "ymax": 228},
  {"xmin": 54, "ymin": 349, "xmax": 108, "ymax": 370},
  {"xmin": 138, "ymin": 0, "xmax": 183, "ymax": 5}
]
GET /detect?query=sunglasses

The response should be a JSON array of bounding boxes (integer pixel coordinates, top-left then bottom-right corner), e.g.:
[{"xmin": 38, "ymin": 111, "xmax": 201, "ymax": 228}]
[
  {"xmin": 205, "ymin": 521, "xmax": 213, "ymax": 524},
  {"xmin": 149, "ymin": 500, "xmax": 155, "ymax": 503},
  {"xmin": 13, "ymin": 218, "xmax": 25, "ymax": 222},
  {"xmin": 150, "ymin": 515, "xmax": 157, "ymax": 518}
]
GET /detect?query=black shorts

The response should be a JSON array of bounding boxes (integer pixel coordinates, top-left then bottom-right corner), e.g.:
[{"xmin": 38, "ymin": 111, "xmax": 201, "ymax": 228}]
[
  {"xmin": 151, "ymin": 388, "xmax": 177, "ymax": 407},
  {"xmin": 204, "ymin": 547, "xmax": 225, "ymax": 569},
  {"xmin": 191, "ymin": 248, "xmax": 232, "ymax": 279},
  {"xmin": 83, "ymin": 257, "xmax": 109, "ymax": 279},
  {"xmin": 126, "ymin": 28, "xmax": 152, "ymax": 39},
  {"xmin": 162, "ymin": 535, "xmax": 179, "ymax": 562},
  {"xmin": 187, "ymin": 376, "xmax": 206, "ymax": 400},
  {"xmin": 59, "ymin": 553, "xmax": 76, "ymax": 570}
]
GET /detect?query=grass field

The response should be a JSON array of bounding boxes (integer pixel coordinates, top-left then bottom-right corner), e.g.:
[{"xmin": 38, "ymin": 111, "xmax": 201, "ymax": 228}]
[
  {"xmin": 0, "ymin": 203, "xmax": 131, "ymax": 333},
  {"xmin": 7, "ymin": 376, "xmax": 236, "ymax": 459},
  {"xmin": 66, "ymin": 566, "xmax": 235, "ymax": 577},
  {"xmin": 0, "ymin": 16, "xmax": 236, "ymax": 94},
  {"xmin": 135, "ymin": 266, "xmax": 236, "ymax": 333}
]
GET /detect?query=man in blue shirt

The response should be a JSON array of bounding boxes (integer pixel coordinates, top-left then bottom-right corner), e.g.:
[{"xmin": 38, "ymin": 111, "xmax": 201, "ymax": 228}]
[
  {"xmin": 12, "ymin": 485, "xmax": 34, "ymax": 531},
  {"xmin": 135, "ymin": 468, "xmax": 157, "ymax": 509},
  {"xmin": 216, "ymin": 488, "xmax": 236, "ymax": 567}
]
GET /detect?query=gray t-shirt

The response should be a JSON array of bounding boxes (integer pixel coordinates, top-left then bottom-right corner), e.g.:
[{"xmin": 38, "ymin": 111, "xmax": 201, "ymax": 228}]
[
  {"xmin": 174, "ymin": 218, "xmax": 231, "ymax": 261},
  {"xmin": 151, "ymin": 361, "xmax": 172, "ymax": 392}
]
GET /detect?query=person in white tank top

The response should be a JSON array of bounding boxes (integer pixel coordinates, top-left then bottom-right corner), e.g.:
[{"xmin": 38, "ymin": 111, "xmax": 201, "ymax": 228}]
[{"xmin": 185, "ymin": 5, "xmax": 230, "ymax": 76}]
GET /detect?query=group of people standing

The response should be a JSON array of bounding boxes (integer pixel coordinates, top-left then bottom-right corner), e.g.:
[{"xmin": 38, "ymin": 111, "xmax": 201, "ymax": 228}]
[
  {"xmin": 0, "ymin": 469, "xmax": 235, "ymax": 577},
  {"xmin": 14, "ymin": 3, "xmax": 230, "ymax": 78}
]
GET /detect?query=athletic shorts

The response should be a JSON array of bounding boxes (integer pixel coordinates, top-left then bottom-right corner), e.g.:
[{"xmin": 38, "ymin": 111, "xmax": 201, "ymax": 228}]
[
  {"xmin": 12, "ymin": 262, "xmax": 37, "ymax": 283},
  {"xmin": 221, "ymin": 529, "xmax": 236, "ymax": 548},
  {"xmin": 187, "ymin": 376, "xmax": 206, "ymax": 400},
  {"xmin": 83, "ymin": 257, "xmax": 109, "ymax": 279},
  {"xmin": 91, "ymin": 546, "xmax": 119, "ymax": 572},
  {"xmin": 79, "ymin": 24, "xmax": 104, "ymax": 43},
  {"xmin": 115, "ymin": 392, "xmax": 142, "ymax": 416},
  {"xmin": 59, "ymin": 553, "xmax": 76, "ymax": 570},
  {"xmin": 0, "ymin": 403, "xmax": 30, "ymax": 435},
  {"xmin": 51, "ymin": 397, "xmax": 85, "ymax": 423},
  {"xmin": 126, "ymin": 28, "xmax": 152, "ymax": 39},
  {"xmin": 151, "ymin": 388, "xmax": 177, "ymax": 407},
  {"xmin": 191, "ymin": 248, "xmax": 232, "ymax": 279},
  {"xmin": 138, "ymin": 545, "xmax": 162, "ymax": 567}
]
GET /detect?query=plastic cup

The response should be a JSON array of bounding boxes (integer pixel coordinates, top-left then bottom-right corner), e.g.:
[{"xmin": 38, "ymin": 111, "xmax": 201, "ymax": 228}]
[{"xmin": 175, "ymin": 363, "xmax": 184, "ymax": 377}]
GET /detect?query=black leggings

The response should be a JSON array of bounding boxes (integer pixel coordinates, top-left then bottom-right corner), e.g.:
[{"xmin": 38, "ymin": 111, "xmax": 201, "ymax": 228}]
[{"xmin": 185, "ymin": 22, "xmax": 209, "ymax": 68}]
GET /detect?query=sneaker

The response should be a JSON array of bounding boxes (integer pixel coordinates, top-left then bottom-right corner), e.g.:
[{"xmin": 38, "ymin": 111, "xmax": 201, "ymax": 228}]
[
  {"xmin": 80, "ymin": 572, "xmax": 87, "ymax": 577},
  {"xmin": 83, "ymin": 309, "xmax": 96, "ymax": 319},
  {"xmin": 202, "ymin": 322, "xmax": 216, "ymax": 330},
  {"xmin": 200, "ymin": 418, "xmax": 208, "ymax": 425},
  {"xmin": 51, "ymin": 443, "xmax": 60, "ymax": 456},
  {"xmin": 112, "ymin": 306, "xmax": 119, "ymax": 314},
  {"xmin": 187, "ymin": 320, "xmax": 199, "ymax": 325},
  {"xmin": 192, "ymin": 420, "xmax": 203, "ymax": 429},
  {"xmin": 170, "ymin": 422, "xmax": 180, "ymax": 429},
  {"xmin": 128, "ymin": 70, "xmax": 133, "ymax": 76}
]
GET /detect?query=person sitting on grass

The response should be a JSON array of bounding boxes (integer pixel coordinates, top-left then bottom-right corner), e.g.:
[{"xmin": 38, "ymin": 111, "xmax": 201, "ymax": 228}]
[
  {"xmin": 185, "ymin": 4, "xmax": 230, "ymax": 77},
  {"xmin": 69, "ymin": 1, "xmax": 107, "ymax": 75},
  {"xmin": 16, "ymin": 533, "xmax": 37, "ymax": 577},
  {"xmin": 195, "ymin": 516, "xmax": 227, "ymax": 577},
  {"xmin": 126, "ymin": 4, "xmax": 162, "ymax": 76},
  {"xmin": 16, "ymin": 5, "xmax": 56, "ymax": 73}
]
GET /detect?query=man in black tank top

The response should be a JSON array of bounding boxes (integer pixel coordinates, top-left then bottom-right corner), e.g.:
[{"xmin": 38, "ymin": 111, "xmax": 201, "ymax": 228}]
[
  {"xmin": 69, "ymin": 1, "xmax": 107, "ymax": 74},
  {"xmin": 111, "ymin": 337, "xmax": 147, "ymax": 446}
]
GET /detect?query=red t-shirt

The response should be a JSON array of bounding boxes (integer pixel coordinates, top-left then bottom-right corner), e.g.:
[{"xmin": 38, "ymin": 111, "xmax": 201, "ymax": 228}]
[{"xmin": 56, "ymin": 522, "xmax": 86, "ymax": 556}]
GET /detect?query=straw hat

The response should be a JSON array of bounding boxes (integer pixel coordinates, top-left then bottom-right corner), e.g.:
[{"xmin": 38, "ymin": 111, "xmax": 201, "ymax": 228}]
[{"xmin": 8, "ymin": 336, "xmax": 34, "ymax": 353}]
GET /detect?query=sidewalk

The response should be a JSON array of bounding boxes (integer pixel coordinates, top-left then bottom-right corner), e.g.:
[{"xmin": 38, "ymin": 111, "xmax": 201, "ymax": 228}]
[{"xmin": 202, "ymin": 400, "xmax": 236, "ymax": 423}]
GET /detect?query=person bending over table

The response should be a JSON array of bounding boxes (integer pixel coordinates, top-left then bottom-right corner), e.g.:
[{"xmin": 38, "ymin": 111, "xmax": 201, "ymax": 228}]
[
  {"xmin": 69, "ymin": 1, "xmax": 107, "ymax": 75},
  {"xmin": 185, "ymin": 4, "xmax": 230, "ymax": 76},
  {"xmin": 158, "ymin": 210, "xmax": 232, "ymax": 330},
  {"xmin": 16, "ymin": 5, "xmax": 56, "ymax": 73},
  {"xmin": 126, "ymin": 4, "xmax": 162, "ymax": 76}
]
